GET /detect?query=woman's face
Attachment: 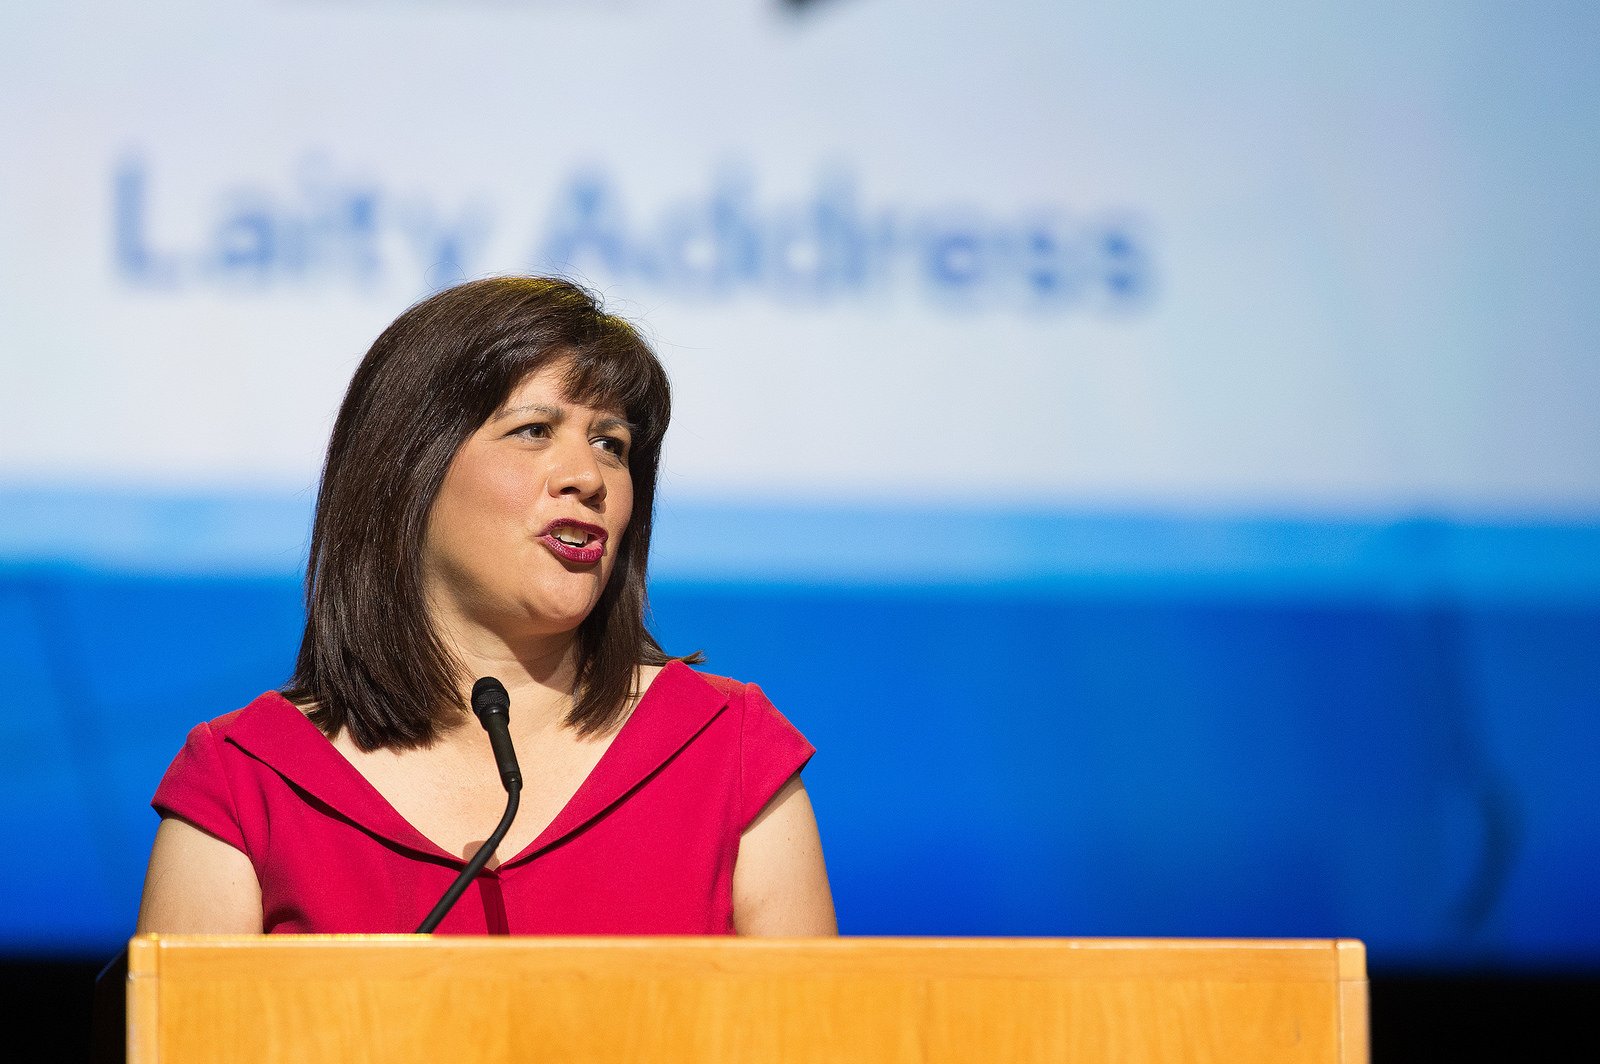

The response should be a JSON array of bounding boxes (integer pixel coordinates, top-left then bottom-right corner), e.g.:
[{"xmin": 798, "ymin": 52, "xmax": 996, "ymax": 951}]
[{"xmin": 421, "ymin": 360, "xmax": 635, "ymax": 650}]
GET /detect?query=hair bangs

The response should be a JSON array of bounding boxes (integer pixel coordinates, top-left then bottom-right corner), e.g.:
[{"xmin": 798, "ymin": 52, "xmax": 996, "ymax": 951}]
[{"xmin": 557, "ymin": 331, "xmax": 670, "ymax": 454}]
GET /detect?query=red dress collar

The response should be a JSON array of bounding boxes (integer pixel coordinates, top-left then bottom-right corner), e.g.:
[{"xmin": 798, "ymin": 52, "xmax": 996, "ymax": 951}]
[{"xmin": 221, "ymin": 660, "xmax": 730, "ymax": 869}]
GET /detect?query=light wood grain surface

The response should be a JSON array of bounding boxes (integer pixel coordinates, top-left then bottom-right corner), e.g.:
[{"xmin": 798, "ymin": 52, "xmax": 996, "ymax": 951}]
[{"xmin": 128, "ymin": 935, "xmax": 1368, "ymax": 1064}]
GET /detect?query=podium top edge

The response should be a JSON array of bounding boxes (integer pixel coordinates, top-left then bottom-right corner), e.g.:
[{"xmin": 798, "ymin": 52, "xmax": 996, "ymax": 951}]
[
  {"xmin": 127, "ymin": 936, "xmax": 1367, "ymax": 982},
  {"xmin": 132, "ymin": 934, "xmax": 1365, "ymax": 952}
]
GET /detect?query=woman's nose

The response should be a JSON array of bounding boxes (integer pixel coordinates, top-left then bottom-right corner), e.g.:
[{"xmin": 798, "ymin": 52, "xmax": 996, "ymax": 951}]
[{"xmin": 548, "ymin": 441, "xmax": 605, "ymax": 500}]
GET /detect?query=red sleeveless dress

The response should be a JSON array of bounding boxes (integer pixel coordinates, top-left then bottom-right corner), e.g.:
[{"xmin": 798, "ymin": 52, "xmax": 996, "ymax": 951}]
[{"xmin": 150, "ymin": 661, "xmax": 814, "ymax": 934}]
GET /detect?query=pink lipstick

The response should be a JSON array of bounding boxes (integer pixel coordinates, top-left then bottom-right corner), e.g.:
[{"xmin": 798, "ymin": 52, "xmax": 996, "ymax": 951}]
[{"xmin": 538, "ymin": 519, "xmax": 607, "ymax": 565}]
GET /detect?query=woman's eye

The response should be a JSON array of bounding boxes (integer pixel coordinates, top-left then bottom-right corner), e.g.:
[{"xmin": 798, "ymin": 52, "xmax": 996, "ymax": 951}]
[
  {"xmin": 594, "ymin": 436, "xmax": 628, "ymax": 458},
  {"xmin": 513, "ymin": 423, "xmax": 551, "ymax": 440}
]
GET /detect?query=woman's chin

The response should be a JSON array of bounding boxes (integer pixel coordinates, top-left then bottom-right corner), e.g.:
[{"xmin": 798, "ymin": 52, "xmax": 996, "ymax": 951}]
[{"xmin": 517, "ymin": 591, "xmax": 603, "ymax": 635}]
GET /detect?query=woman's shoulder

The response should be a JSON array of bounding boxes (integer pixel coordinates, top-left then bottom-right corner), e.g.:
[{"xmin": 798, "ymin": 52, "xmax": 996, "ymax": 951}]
[
  {"xmin": 686, "ymin": 667, "xmax": 749, "ymax": 699},
  {"xmin": 195, "ymin": 690, "xmax": 305, "ymax": 742},
  {"xmin": 153, "ymin": 691, "xmax": 305, "ymax": 850},
  {"xmin": 154, "ymin": 690, "xmax": 348, "ymax": 837},
  {"xmin": 166, "ymin": 691, "xmax": 325, "ymax": 778},
  {"xmin": 652, "ymin": 663, "xmax": 786, "ymax": 725},
  {"xmin": 658, "ymin": 663, "xmax": 805, "ymax": 740},
  {"xmin": 660, "ymin": 665, "xmax": 815, "ymax": 827}
]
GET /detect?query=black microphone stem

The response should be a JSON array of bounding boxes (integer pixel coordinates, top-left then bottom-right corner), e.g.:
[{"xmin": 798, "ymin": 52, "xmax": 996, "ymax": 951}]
[
  {"xmin": 415, "ymin": 676, "xmax": 524, "ymax": 934},
  {"xmin": 415, "ymin": 782, "xmax": 521, "ymax": 934}
]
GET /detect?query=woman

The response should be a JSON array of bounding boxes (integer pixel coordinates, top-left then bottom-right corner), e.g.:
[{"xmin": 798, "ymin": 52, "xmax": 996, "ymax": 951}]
[{"xmin": 137, "ymin": 277, "xmax": 836, "ymax": 936}]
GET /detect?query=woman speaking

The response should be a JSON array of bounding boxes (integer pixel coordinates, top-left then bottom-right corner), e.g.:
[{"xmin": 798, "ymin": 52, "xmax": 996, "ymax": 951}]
[{"xmin": 136, "ymin": 277, "xmax": 836, "ymax": 936}]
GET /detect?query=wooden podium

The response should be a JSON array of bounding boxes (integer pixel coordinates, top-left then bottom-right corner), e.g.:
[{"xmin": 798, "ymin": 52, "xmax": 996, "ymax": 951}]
[{"xmin": 126, "ymin": 936, "xmax": 1368, "ymax": 1064}]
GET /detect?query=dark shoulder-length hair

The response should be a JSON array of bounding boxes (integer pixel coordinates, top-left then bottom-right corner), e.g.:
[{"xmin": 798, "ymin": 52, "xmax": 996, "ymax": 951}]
[{"xmin": 283, "ymin": 276, "xmax": 696, "ymax": 751}]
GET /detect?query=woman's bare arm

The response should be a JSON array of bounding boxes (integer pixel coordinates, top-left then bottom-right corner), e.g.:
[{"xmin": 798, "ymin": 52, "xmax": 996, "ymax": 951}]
[
  {"xmin": 136, "ymin": 817, "xmax": 263, "ymax": 934},
  {"xmin": 732, "ymin": 774, "xmax": 837, "ymax": 936}
]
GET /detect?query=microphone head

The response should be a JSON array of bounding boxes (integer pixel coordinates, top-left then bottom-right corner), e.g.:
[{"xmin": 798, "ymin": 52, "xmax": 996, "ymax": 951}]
[{"xmin": 470, "ymin": 676, "xmax": 511, "ymax": 723}]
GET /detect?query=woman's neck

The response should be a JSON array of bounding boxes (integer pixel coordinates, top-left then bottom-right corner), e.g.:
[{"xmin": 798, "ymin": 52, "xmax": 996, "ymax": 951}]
[{"xmin": 440, "ymin": 625, "xmax": 585, "ymax": 739}]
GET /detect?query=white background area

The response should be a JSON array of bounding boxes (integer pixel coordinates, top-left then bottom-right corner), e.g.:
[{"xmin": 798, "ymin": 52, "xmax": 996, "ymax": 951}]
[{"xmin": 1, "ymin": 0, "xmax": 1597, "ymax": 516}]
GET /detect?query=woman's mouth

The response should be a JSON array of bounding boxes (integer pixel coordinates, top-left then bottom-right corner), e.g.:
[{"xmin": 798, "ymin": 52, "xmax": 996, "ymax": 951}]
[{"xmin": 538, "ymin": 520, "xmax": 608, "ymax": 565}]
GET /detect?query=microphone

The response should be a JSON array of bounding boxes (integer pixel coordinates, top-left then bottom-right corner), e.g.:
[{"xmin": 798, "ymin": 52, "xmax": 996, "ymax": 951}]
[
  {"xmin": 471, "ymin": 675, "xmax": 522, "ymax": 791},
  {"xmin": 414, "ymin": 677, "xmax": 523, "ymax": 934}
]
